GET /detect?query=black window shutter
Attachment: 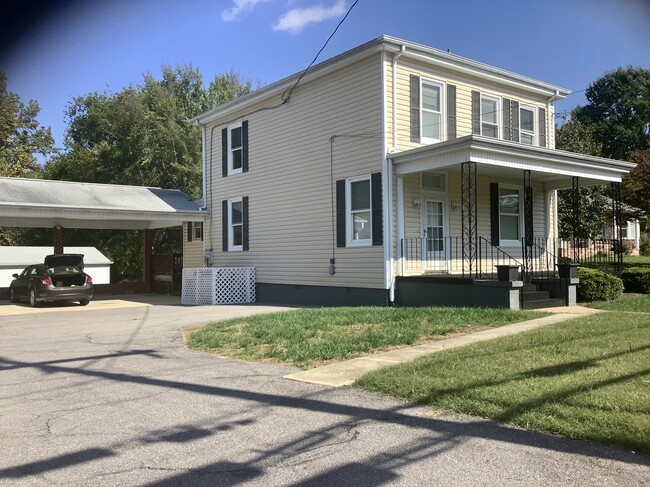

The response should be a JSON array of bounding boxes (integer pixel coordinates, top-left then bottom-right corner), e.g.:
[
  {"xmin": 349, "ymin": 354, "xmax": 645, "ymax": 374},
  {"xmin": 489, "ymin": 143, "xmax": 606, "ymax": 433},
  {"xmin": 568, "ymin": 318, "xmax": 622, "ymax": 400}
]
[
  {"xmin": 471, "ymin": 90, "xmax": 480, "ymax": 135},
  {"xmin": 410, "ymin": 75, "xmax": 420, "ymax": 143},
  {"xmin": 512, "ymin": 101, "xmax": 520, "ymax": 143},
  {"xmin": 242, "ymin": 120, "xmax": 249, "ymax": 173},
  {"xmin": 242, "ymin": 196, "xmax": 249, "ymax": 251},
  {"xmin": 221, "ymin": 128, "xmax": 228, "ymax": 177},
  {"xmin": 336, "ymin": 180, "xmax": 346, "ymax": 248},
  {"xmin": 539, "ymin": 108, "xmax": 546, "ymax": 147},
  {"xmin": 371, "ymin": 172, "xmax": 383, "ymax": 246},
  {"xmin": 490, "ymin": 183, "xmax": 500, "ymax": 246},
  {"xmin": 187, "ymin": 222, "xmax": 193, "ymax": 242},
  {"xmin": 503, "ymin": 98, "xmax": 511, "ymax": 141},
  {"xmin": 198, "ymin": 222, "xmax": 203, "ymax": 242},
  {"xmin": 447, "ymin": 84, "xmax": 457, "ymax": 140},
  {"xmin": 222, "ymin": 200, "xmax": 228, "ymax": 251}
]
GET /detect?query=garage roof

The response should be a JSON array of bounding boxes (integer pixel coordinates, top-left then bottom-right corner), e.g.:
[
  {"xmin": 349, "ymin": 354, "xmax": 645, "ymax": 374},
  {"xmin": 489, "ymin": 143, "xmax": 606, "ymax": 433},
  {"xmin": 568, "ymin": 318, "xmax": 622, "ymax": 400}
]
[{"xmin": 0, "ymin": 177, "xmax": 207, "ymax": 229}]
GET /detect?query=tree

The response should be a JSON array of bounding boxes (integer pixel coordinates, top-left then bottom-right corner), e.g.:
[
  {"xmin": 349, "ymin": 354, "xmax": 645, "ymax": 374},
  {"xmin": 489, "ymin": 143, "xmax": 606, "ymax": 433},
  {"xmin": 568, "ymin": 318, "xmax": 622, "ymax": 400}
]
[
  {"xmin": 0, "ymin": 70, "xmax": 55, "ymax": 245},
  {"xmin": 555, "ymin": 115, "xmax": 608, "ymax": 239},
  {"xmin": 42, "ymin": 66, "xmax": 254, "ymax": 279},
  {"xmin": 573, "ymin": 66, "xmax": 650, "ymax": 161},
  {"xmin": 622, "ymin": 148, "xmax": 650, "ymax": 218},
  {"xmin": 0, "ymin": 69, "xmax": 54, "ymax": 177}
]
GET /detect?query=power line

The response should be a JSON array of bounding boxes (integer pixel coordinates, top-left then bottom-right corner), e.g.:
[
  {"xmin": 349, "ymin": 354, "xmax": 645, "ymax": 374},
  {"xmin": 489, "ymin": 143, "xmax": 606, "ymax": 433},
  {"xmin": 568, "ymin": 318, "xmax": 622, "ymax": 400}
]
[{"xmin": 281, "ymin": 0, "xmax": 360, "ymax": 105}]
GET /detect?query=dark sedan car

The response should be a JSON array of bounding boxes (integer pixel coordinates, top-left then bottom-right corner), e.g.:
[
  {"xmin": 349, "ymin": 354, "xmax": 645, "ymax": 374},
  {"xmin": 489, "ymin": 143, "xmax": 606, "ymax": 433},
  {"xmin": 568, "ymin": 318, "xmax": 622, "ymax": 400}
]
[{"xmin": 9, "ymin": 254, "xmax": 94, "ymax": 307}]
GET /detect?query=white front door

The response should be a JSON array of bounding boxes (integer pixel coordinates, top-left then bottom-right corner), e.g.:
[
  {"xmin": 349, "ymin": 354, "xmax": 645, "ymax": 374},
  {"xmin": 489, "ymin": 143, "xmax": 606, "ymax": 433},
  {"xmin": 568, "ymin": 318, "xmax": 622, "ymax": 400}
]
[{"xmin": 422, "ymin": 199, "xmax": 447, "ymax": 272}]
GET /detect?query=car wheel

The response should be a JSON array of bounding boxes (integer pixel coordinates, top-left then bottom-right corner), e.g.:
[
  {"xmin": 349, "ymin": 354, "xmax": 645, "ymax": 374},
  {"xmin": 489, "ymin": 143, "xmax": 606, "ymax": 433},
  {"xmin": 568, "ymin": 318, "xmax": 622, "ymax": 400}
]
[
  {"xmin": 9, "ymin": 288, "xmax": 18, "ymax": 303},
  {"xmin": 79, "ymin": 298, "xmax": 90, "ymax": 306},
  {"xmin": 29, "ymin": 288, "xmax": 40, "ymax": 308}
]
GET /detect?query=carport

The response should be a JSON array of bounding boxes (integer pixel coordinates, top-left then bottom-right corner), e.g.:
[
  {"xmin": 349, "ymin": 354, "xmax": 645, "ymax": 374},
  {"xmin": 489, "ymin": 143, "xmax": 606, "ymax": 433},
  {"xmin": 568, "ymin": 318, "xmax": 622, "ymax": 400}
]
[{"xmin": 0, "ymin": 177, "xmax": 207, "ymax": 296}]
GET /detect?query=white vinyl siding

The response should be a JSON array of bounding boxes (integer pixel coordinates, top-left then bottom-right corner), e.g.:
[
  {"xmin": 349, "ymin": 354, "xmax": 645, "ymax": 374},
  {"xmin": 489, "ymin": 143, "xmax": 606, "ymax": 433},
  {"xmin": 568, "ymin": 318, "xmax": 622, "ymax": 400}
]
[
  {"xmin": 206, "ymin": 55, "xmax": 385, "ymax": 288},
  {"xmin": 183, "ymin": 221, "xmax": 206, "ymax": 268}
]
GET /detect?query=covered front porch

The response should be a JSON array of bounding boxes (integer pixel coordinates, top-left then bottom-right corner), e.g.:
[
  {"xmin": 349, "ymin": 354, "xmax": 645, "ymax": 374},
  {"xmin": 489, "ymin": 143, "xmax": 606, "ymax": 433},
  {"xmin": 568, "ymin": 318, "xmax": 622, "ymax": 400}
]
[{"xmin": 389, "ymin": 135, "xmax": 635, "ymax": 308}]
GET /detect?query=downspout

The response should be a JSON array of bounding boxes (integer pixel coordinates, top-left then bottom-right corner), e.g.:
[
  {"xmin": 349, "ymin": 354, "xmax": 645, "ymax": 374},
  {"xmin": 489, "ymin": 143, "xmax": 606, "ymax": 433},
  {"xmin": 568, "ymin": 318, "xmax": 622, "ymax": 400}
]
[
  {"xmin": 392, "ymin": 45, "xmax": 406, "ymax": 150},
  {"xmin": 201, "ymin": 124, "xmax": 207, "ymax": 209},
  {"xmin": 546, "ymin": 90, "xmax": 563, "ymax": 247},
  {"xmin": 381, "ymin": 50, "xmax": 392, "ymax": 303}
]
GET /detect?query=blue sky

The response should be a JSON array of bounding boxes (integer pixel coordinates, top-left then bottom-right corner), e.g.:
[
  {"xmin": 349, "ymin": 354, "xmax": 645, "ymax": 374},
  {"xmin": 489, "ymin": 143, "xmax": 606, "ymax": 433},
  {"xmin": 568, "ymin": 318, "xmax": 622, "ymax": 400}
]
[{"xmin": 2, "ymin": 0, "xmax": 649, "ymax": 153}]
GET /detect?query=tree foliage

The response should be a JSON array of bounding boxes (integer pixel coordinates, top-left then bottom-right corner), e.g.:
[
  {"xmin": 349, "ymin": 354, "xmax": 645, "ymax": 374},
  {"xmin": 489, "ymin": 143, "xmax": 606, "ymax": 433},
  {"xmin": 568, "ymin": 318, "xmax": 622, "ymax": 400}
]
[
  {"xmin": 573, "ymin": 66, "xmax": 650, "ymax": 161},
  {"xmin": 622, "ymin": 148, "xmax": 650, "ymax": 217},
  {"xmin": 0, "ymin": 70, "xmax": 55, "ymax": 245},
  {"xmin": 0, "ymin": 69, "xmax": 54, "ymax": 177},
  {"xmin": 555, "ymin": 115, "xmax": 608, "ymax": 239},
  {"xmin": 41, "ymin": 65, "xmax": 254, "ymax": 280}
]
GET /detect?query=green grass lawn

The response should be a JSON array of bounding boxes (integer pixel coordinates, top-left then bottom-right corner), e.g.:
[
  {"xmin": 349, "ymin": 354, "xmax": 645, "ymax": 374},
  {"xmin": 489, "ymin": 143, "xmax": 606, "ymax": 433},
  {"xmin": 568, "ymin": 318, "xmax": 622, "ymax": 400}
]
[
  {"xmin": 625, "ymin": 255, "xmax": 650, "ymax": 265},
  {"xmin": 357, "ymin": 312, "xmax": 650, "ymax": 453},
  {"xmin": 189, "ymin": 307, "xmax": 545, "ymax": 367},
  {"xmin": 588, "ymin": 294, "xmax": 650, "ymax": 312}
]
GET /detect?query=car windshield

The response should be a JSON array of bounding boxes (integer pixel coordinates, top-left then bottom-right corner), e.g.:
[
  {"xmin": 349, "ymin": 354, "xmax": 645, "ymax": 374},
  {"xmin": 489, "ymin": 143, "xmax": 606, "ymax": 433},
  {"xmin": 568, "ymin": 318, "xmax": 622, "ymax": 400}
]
[{"xmin": 48, "ymin": 266, "xmax": 82, "ymax": 274}]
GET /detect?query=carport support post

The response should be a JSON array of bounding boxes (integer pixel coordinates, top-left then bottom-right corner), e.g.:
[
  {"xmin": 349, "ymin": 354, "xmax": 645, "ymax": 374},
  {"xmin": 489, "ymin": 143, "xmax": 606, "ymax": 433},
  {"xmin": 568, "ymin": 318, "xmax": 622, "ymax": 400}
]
[
  {"xmin": 143, "ymin": 229, "xmax": 154, "ymax": 292},
  {"xmin": 53, "ymin": 227, "xmax": 64, "ymax": 254}
]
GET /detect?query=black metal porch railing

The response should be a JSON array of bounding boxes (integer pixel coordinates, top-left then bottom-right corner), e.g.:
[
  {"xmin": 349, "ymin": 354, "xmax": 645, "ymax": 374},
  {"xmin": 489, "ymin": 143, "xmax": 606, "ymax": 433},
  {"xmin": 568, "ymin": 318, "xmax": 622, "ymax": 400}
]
[
  {"xmin": 401, "ymin": 237, "xmax": 523, "ymax": 279},
  {"xmin": 401, "ymin": 236, "xmax": 624, "ymax": 280},
  {"xmin": 557, "ymin": 238, "xmax": 621, "ymax": 268},
  {"xmin": 478, "ymin": 237, "xmax": 523, "ymax": 279},
  {"xmin": 522, "ymin": 237, "xmax": 558, "ymax": 281}
]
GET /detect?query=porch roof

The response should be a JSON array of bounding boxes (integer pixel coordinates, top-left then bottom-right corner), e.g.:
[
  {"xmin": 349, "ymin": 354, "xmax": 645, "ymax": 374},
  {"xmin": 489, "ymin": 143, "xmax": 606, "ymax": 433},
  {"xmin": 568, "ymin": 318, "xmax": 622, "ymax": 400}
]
[
  {"xmin": 390, "ymin": 135, "xmax": 635, "ymax": 189},
  {"xmin": 0, "ymin": 177, "xmax": 208, "ymax": 230}
]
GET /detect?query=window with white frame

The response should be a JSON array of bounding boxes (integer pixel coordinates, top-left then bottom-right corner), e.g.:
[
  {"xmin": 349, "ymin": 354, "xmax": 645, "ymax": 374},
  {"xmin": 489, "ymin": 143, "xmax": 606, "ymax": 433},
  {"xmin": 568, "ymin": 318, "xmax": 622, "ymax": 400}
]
[
  {"xmin": 228, "ymin": 123, "xmax": 243, "ymax": 174},
  {"xmin": 480, "ymin": 94, "xmax": 499, "ymax": 138},
  {"xmin": 193, "ymin": 221, "xmax": 203, "ymax": 241},
  {"xmin": 228, "ymin": 198, "xmax": 243, "ymax": 251},
  {"xmin": 499, "ymin": 187, "xmax": 521, "ymax": 245},
  {"xmin": 519, "ymin": 105, "xmax": 535, "ymax": 145},
  {"xmin": 347, "ymin": 176, "xmax": 372, "ymax": 246},
  {"xmin": 421, "ymin": 80, "xmax": 444, "ymax": 142}
]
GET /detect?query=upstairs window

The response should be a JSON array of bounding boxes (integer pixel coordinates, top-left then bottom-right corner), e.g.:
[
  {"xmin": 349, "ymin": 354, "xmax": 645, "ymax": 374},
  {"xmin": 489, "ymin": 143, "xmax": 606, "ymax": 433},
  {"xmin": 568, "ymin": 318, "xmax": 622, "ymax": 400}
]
[
  {"xmin": 228, "ymin": 124, "xmax": 243, "ymax": 174},
  {"xmin": 480, "ymin": 95, "xmax": 499, "ymax": 138},
  {"xmin": 222, "ymin": 121, "xmax": 248, "ymax": 177},
  {"xmin": 421, "ymin": 80, "xmax": 443, "ymax": 142},
  {"xmin": 519, "ymin": 105, "xmax": 535, "ymax": 145}
]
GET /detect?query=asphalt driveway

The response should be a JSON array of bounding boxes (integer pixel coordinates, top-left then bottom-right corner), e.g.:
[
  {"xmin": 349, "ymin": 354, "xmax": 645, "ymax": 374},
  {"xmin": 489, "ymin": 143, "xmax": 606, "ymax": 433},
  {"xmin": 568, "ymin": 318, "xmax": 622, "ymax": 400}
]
[{"xmin": 0, "ymin": 296, "xmax": 648, "ymax": 486}]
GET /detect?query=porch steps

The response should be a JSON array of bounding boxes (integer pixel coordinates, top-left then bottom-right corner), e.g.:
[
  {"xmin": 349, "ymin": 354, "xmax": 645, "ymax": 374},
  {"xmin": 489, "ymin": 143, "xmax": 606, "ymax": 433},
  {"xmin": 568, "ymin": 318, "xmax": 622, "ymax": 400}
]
[{"xmin": 521, "ymin": 283, "xmax": 565, "ymax": 310}]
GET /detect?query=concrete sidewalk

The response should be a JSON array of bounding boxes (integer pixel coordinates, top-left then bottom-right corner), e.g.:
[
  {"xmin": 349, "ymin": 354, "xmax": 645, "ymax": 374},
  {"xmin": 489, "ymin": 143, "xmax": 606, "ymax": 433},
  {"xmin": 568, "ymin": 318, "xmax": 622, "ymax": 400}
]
[{"xmin": 284, "ymin": 305, "xmax": 603, "ymax": 387}]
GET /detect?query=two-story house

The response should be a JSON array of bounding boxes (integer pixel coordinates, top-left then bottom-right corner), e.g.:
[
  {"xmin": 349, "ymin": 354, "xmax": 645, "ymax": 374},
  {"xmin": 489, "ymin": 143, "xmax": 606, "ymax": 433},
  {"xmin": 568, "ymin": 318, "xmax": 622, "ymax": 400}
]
[{"xmin": 186, "ymin": 35, "xmax": 634, "ymax": 309}]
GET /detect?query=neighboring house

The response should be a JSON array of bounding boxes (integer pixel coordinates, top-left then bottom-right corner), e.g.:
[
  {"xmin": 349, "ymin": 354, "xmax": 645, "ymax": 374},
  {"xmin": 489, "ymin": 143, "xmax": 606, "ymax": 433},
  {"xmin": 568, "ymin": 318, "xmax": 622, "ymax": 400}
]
[
  {"xmin": 0, "ymin": 246, "xmax": 112, "ymax": 287},
  {"xmin": 186, "ymin": 35, "xmax": 634, "ymax": 309},
  {"xmin": 600, "ymin": 199, "xmax": 644, "ymax": 255}
]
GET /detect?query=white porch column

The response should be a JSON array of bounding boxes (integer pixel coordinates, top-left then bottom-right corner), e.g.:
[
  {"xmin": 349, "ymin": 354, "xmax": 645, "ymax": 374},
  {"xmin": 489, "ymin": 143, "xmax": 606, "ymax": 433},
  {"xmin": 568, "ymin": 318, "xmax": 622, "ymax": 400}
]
[{"xmin": 397, "ymin": 175, "xmax": 405, "ymax": 276}]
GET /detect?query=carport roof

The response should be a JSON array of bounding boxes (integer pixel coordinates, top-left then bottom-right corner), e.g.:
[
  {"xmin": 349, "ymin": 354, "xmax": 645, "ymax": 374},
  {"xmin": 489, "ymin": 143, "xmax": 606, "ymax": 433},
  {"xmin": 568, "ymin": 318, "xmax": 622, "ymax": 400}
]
[{"xmin": 0, "ymin": 177, "xmax": 207, "ymax": 229}]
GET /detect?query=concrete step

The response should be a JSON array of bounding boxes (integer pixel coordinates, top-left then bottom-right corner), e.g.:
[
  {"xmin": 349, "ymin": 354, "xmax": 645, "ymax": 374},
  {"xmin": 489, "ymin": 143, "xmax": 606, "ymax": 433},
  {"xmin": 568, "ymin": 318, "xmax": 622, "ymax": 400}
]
[
  {"xmin": 522, "ymin": 291, "xmax": 550, "ymax": 301},
  {"xmin": 522, "ymin": 298, "xmax": 566, "ymax": 310},
  {"xmin": 522, "ymin": 283, "xmax": 538, "ymax": 292}
]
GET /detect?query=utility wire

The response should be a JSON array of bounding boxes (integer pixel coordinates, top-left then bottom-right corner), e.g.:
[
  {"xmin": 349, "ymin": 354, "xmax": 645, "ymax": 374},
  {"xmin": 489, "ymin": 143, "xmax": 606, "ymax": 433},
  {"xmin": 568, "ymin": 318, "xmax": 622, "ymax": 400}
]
[{"xmin": 281, "ymin": 0, "xmax": 360, "ymax": 104}]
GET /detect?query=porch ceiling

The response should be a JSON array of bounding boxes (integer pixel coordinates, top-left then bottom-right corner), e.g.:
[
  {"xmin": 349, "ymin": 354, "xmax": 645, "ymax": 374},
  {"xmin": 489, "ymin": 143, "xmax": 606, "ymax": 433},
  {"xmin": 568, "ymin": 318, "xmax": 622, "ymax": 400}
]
[{"xmin": 390, "ymin": 135, "xmax": 635, "ymax": 189}]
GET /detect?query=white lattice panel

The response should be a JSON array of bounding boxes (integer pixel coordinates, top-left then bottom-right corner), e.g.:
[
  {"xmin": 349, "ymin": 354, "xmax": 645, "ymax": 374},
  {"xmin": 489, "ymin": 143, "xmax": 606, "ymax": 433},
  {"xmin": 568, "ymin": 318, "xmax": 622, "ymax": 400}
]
[{"xmin": 182, "ymin": 267, "xmax": 255, "ymax": 305}]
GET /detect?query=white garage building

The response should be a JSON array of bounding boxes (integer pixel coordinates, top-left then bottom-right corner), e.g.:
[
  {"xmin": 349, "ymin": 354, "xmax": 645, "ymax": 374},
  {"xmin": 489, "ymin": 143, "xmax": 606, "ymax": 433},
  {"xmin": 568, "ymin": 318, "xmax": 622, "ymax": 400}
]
[{"xmin": 0, "ymin": 246, "xmax": 113, "ymax": 287}]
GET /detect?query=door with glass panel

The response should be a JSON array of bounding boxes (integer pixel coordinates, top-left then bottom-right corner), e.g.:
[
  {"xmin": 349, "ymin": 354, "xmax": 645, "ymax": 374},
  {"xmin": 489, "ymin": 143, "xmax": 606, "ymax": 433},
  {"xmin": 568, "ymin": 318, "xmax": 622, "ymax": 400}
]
[{"xmin": 422, "ymin": 199, "xmax": 447, "ymax": 272}]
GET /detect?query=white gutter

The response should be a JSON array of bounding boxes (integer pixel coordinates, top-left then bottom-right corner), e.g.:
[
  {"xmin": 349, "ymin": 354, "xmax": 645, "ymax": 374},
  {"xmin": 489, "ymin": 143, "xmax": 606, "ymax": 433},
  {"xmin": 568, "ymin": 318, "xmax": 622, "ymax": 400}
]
[{"xmin": 546, "ymin": 90, "xmax": 564, "ymax": 149}]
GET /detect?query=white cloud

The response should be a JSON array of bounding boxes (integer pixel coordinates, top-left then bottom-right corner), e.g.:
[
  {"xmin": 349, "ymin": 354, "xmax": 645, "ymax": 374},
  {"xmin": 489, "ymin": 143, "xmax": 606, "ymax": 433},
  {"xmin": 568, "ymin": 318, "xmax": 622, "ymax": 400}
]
[
  {"xmin": 221, "ymin": 0, "xmax": 271, "ymax": 22},
  {"xmin": 273, "ymin": 0, "xmax": 347, "ymax": 33}
]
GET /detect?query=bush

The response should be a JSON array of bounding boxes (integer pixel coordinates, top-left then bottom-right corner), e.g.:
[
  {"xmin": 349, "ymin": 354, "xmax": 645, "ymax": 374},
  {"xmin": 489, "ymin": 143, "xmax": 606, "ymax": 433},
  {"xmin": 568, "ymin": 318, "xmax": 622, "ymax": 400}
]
[
  {"xmin": 576, "ymin": 267, "xmax": 624, "ymax": 302},
  {"xmin": 620, "ymin": 267, "xmax": 650, "ymax": 293},
  {"xmin": 640, "ymin": 234, "xmax": 650, "ymax": 257}
]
